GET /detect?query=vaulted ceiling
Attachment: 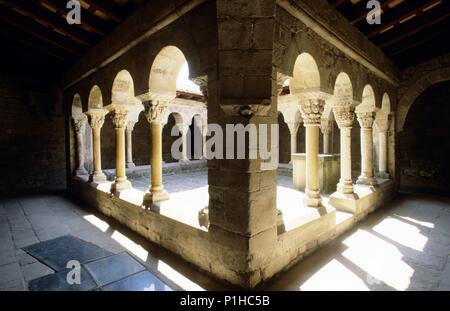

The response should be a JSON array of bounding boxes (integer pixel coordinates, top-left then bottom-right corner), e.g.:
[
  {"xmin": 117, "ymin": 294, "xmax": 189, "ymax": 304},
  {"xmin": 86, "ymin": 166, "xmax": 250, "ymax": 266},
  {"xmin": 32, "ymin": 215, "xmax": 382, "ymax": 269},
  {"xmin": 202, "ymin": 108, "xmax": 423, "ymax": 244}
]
[{"xmin": 327, "ymin": 0, "xmax": 450, "ymax": 68}]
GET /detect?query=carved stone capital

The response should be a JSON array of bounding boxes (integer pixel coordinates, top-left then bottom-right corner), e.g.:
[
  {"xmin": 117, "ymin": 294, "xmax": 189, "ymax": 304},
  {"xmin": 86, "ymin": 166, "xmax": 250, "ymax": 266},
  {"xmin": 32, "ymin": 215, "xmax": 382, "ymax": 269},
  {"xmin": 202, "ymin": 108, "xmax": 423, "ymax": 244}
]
[
  {"xmin": 333, "ymin": 106, "xmax": 355, "ymax": 128},
  {"xmin": 357, "ymin": 111, "xmax": 375, "ymax": 128},
  {"xmin": 111, "ymin": 109, "xmax": 129, "ymax": 129},
  {"xmin": 299, "ymin": 99, "xmax": 325, "ymax": 126},
  {"xmin": 144, "ymin": 101, "xmax": 167, "ymax": 124},
  {"xmin": 88, "ymin": 114, "xmax": 105, "ymax": 130},
  {"xmin": 192, "ymin": 76, "xmax": 208, "ymax": 98},
  {"xmin": 126, "ymin": 121, "xmax": 136, "ymax": 132},
  {"xmin": 73, "ymin": 117, "xmax": 87, "ymax": 133},
  {"xmin": 375, "ymin": 112, "xmax": 389, "ymax": 132},
  {"xmin": 320, "ymin": 119, "xmax": 333, "ymax": 135}
]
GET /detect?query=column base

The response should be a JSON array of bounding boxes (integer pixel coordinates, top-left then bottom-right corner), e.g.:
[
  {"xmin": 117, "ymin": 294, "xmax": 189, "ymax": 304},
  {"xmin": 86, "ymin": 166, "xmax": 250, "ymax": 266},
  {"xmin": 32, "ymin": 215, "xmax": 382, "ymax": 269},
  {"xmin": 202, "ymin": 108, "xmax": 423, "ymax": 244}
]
[
  {"xmin": 329, "ymin": 191, "xmax": 359, "ymax": 214},
  {"xmin": 111, "ymin": 178, "xmax": 132, "ymax": 193},
  {"xmin": 303, "ymin": 189, "xmax": 322, "ymax": 207},
  {"xmin": 126, "ymin": 162, "xmax": 136, "ymax": 168},
  {"xmin": 89, "ymin": 172, "xmax": 107, "ymax": 183},
  {"xmin": 337, "ymin": 180, "xmax": 354, "ymax": 194},
  {"xmin": 357, "ymin": 175, "xmax": 378, "ymax": 186},
  {"xmin": 143, "ymin": 189, "xmax": 170, "ymax": 206},
  {"xmin": 75, "ymin": 167, "xmax": 88, "ymax": 175},
  {"xmin": 376, "ymin": 171, "xmax": 390, "ymax": 179}
]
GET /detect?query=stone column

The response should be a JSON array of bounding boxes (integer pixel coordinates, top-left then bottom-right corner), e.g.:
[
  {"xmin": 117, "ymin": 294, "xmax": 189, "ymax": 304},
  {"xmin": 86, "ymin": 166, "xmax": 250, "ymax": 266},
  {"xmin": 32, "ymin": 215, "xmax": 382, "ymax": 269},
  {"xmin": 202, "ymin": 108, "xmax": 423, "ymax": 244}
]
[
  {"xmin": 125, "ymin": 121, "xmax": 136, "ymax": 168},
  {"xmin": 287, "ymin": 122, "xmax": 299, "ymax": 164},
  {"xmin": 111, "ymin": 108, "xmax": 132, "ymax": 192},
  {"xmin": 375, "ymin": 114, "xmax": 390, "ymax": 179},
  {"xmin": 86, "ymin": 110, "xmax": 107, "ymax": 182},
  {"xmin": 73, "ymin": 117, "xmax": 88, "ymax": 175},
  {"xmin": 143, "ymin": 101, "xmax": 169, "ymax": 205},
  {"xmin": 333, "ymin": 106, "xmax": 355, "ymax": 194},
  {"xmin": 180, "ymin": 124, "xmax": 190, "ymax": 163},
  {"xmin": 320, "ymin": 119, "xmax": 332, "ymax": 154},
  {"xmin": 299, "ymin": 98, "xmax": 326, "ymax": 207},
  {"xmin": 357, "ymin": 111, "xmax": 377, "ymax": 185}
]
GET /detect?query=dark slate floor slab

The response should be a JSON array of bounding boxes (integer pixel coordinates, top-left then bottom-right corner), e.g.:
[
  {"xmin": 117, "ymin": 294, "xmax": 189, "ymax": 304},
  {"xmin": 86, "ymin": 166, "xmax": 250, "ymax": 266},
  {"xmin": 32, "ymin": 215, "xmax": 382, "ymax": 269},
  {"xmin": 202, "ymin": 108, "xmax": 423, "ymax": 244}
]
[
  {"xmin": 29, "ymin": 267, "xmax": 97, "ymax": 291},
  {"xmin": 23, "ymin": 235, "xmax": 113, "ymax": 271},
  {"xmin": 84, "ymin": 252, "xmax": 145, "ymax": 287},
  {"xmin": 102, "ymin": 271, "xmax": 173, "ymax": 291}
]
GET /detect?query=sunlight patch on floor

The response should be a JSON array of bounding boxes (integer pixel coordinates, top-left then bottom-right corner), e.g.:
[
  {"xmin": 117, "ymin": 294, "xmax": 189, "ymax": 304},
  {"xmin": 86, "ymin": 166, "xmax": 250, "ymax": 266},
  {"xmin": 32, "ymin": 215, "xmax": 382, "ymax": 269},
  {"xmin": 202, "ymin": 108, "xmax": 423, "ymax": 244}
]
[
  {"xmin": 342, "ymin": 229, "xmax": 414, "ymax": 290},
  {"xmin": 300, "ymin": 259, "xmax": 370, "ymax": 291}
]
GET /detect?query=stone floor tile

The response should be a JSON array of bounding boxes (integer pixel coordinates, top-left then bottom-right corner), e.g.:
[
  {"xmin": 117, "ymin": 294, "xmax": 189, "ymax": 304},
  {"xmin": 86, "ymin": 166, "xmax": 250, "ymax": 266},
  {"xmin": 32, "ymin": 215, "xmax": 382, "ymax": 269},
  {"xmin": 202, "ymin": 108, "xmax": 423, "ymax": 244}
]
[{"xmin": 21, "ymin": 261, "xmax": 54, "ymax": 282}]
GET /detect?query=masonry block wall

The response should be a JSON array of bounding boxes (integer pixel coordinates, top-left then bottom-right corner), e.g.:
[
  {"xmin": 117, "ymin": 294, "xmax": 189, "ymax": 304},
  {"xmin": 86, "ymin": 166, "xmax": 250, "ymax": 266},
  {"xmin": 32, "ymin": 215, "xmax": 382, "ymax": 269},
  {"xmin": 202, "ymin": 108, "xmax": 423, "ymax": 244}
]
[
  {"xmin": 399, "ymin": 80, "xmax": 450, "ymax": 196},
  {"xmin": 0, "ymin": 72, "xmax": 66, "ymax": 194}
]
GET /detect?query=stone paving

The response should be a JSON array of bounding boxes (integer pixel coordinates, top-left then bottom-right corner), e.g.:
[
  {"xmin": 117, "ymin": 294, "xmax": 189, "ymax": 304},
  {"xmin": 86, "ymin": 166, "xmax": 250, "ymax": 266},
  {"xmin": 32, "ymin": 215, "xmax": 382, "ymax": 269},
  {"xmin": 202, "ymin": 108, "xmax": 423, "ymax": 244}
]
[{"xmin": 1, "ymin": 170, "xmax": 450, "ymax": 291}]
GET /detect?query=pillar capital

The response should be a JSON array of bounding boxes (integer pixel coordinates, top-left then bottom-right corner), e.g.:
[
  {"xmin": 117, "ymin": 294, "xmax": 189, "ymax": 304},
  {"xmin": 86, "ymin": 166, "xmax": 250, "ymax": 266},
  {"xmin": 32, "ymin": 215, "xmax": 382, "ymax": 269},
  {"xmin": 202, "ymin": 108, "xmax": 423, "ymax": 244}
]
[
  {"xmin": 333, "ymin": 106, "xmax": 355, "ymax": 128},
  {"xmin": 356, "ymin": 111, "xmax": 375, "ymax": 129},
  {"xmin": 298, "ymin": 98, "xmax": 326, "ymax": 126},
  {"xmin": 73, "ymin": 116, "xmax": 87, "ymax": 133},
  {"xmin": 286, "ymin": 121, "xmax": 300, "ymax": 135},
  {"xmin": 375, "ymin": 112, "xmax": 389, "ymax": 132},
  {"xmin": 111, "ymin": 108, "xmax": 130, "ymax": 129},
  {"xmin": 86, "ymin": 109, "xmax": 108, "ymax": 130},
  {"xmin": 320, "ymin": 119, "xmax": 332, "ymax": 135},
  {"xmin": 144, "ymin": 101, "xmax": 167, "ymax": 124},
  {"xmin": 126, "ymin": 120, "xmax": 137, "ymax": 132}
]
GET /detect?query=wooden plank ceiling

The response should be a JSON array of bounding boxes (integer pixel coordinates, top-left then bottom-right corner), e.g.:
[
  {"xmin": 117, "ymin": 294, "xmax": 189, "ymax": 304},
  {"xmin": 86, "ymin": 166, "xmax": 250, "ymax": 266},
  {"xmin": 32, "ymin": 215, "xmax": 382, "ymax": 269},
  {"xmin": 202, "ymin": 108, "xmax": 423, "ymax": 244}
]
[
  {"xmin": 327, "ymin": 0, "xmax": 450, "ymax": 68},
  {"xmin": 0, "ymin": 0, "xmax": 147, "ymax": 71},
  {"xmin": 0, "ymin": 0, "xmax": 449, "ymax": 74}
]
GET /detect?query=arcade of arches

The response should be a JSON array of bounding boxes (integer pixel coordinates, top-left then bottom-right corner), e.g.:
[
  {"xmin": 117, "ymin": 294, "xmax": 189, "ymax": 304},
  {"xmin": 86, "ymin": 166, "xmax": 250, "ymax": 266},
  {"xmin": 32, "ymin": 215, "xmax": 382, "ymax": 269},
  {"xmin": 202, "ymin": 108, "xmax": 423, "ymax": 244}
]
[{"xmin": 1, "ymin": 0, "xmax": 450, "ymax": 290}]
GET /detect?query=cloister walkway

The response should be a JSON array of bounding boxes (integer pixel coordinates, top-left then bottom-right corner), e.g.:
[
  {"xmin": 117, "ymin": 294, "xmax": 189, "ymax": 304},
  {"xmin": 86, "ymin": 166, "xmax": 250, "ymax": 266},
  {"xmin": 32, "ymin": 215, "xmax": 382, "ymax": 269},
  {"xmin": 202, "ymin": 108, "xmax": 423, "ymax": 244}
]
[{"xmin": 1, "ymin": 171, "xmax": 449, "ymax": 290}]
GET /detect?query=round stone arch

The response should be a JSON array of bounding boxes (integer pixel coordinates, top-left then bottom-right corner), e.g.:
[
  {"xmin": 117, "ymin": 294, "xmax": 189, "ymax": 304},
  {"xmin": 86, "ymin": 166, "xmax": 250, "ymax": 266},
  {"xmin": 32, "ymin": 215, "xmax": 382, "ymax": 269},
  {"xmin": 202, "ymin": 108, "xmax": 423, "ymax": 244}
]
[
  {"xmin": 290, "ymin": 52, "xmax": 322, "ymax": 95},
  {"xmin": 148, "ymin": 46, "xmax": 195, "ymax": 99},
  {"xmin": 397, "ymin": 67, "xmax": 450, "ymax": 132},
  {"xmin": 111, "ymin": 70, "xmax": 136, "ymax": 105},
  {"xmin": 88, "ymin": 85, "xmax": 104, "ymax": 109}
]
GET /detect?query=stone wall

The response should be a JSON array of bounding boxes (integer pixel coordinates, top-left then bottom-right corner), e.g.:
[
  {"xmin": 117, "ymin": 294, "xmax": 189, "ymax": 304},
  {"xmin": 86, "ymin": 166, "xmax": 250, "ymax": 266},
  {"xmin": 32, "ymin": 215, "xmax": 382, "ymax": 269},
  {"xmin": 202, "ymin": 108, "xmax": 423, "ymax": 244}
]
[
  {"xmin": 399, "ymin": 81, "xmax": 450, "ymax": 196},
  {"xmin": 0, "ymin": 72, "xmax": 66, "ymax": 194}
]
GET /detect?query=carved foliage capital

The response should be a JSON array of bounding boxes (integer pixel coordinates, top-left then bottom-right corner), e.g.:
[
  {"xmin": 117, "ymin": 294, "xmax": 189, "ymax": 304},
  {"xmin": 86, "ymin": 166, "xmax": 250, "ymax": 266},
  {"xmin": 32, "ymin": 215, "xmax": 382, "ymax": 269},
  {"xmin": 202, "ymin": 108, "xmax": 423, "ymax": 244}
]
[
  {"xmin": 357, "ymin": 111, "xmax": 375, "ymax": 128},
  {"xmin": 333, "ymin": 106, "xmax": 354, "ymax": 128},
  {"xmin": 299, "ymin": 99, "xmax": 325, "ymax": 126},
  {"xmin": 111, "ymin": 110, "xmax": 129, "ymax": 129},
  {"xmin": 145, "ymin": 101, "xmax": 167, "ymax": 124},
  {"xmin": 320, "ymin": 119, "xmax": 332, "ymax": 135},
  {"xmin": 88, "ymin": 114, "xmax": 105, "ymax": 130}
]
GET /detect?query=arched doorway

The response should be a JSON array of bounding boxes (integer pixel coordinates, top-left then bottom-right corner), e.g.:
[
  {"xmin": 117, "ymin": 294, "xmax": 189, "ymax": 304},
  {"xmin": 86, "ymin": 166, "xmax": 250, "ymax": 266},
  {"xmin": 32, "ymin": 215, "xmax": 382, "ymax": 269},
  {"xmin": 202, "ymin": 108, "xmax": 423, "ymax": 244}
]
[{"xmin": 399, "ymin": 81, "xmax": 450, "ymax": 195}]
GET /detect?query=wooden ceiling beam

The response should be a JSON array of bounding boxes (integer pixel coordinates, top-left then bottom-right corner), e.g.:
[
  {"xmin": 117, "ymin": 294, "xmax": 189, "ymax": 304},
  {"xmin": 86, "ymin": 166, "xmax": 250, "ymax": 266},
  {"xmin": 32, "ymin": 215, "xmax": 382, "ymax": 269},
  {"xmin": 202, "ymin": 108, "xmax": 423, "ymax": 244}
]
[
  {"xmin": 82, "ymin": 0, "xmax": 126, "ymax": 23},
  {"xmin": 379, "ymin": 12, "xmax": 450, "ymax": 48},
  {"xmin": 0, "ymin": 0, "xmax": 97, "ymax": 46},
  {"xmin": 37, "ymin": 0, "xmax": 111, "ymax": 36},
  {"xmin": 367, "ymin": 0, "xmax": 442, "ymax": 38},
  {"xmin": 351, "ymin": 0, "xmax": 397, "ymax": 25},
  {"xmin": 0, "ymin": 5, "xmax": 84, "ymax": 56}
]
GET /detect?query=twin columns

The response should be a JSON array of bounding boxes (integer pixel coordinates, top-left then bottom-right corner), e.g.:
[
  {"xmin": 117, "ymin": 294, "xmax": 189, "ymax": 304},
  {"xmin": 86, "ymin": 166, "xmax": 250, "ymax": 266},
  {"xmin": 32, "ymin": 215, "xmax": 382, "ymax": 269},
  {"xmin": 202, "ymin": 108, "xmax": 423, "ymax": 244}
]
[{"xmin": 297, "ymin": 92, "xmax": 391, "ymax": 208}]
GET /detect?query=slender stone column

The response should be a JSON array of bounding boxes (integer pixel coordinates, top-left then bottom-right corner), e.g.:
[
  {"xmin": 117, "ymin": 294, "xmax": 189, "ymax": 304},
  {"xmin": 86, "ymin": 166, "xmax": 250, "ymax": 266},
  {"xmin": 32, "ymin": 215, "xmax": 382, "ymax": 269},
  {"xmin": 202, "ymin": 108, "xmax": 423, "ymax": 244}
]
[
  {"xmin": 86, "ymin": 110, "xmax": 107, "ymax": 182},
  {"xmin": 73, "ymin": 117, "xmax": 88, "ymax": 175},
  {"xmin": 333, "ymin": 106, "xmax": 355, "ymax": 194},
  {"xmin": 357, "ymin": 111, "xmax": 377, "ymax": 185},
  {"xmin": 126, "ymin": 121, "xmax": 136, "ymax": 168},
  {"xmin": 180, "ymin": 124, "xmax": 190, "ymax": 163},
  {"xmin": 320, "ymin": 119, "xmax": 332, "ymax": 154},
  {"xmin": 299, "ymin": 98, "xmax": 326, "ymax": 207},
  {"xmin": 143, "ymin": 101, "xmax": 169, "ymax": 205},
  {"xmin": 375, "ymin": 113, "xmax": 390, "ymax": 179},
  {"xmin": 111, "ymin": 108, "xmax": 132, "ymax": 192},
  {"xmin": 287, "ymin": 122, "xmax": 299, "ymax": 164}
]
